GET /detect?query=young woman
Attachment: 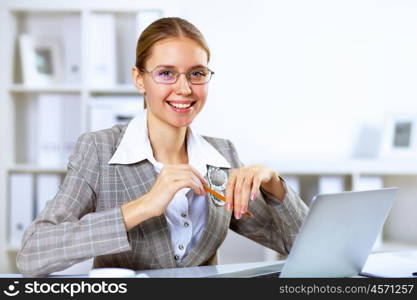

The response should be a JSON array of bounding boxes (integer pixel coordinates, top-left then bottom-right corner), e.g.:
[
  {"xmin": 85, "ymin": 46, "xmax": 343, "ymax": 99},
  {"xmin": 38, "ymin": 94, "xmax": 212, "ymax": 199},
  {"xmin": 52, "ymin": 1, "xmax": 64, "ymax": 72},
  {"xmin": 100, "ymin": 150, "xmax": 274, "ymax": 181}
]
[{"xmin": 17, "ymin": 17, "xmax": 308, "ymax": 277}]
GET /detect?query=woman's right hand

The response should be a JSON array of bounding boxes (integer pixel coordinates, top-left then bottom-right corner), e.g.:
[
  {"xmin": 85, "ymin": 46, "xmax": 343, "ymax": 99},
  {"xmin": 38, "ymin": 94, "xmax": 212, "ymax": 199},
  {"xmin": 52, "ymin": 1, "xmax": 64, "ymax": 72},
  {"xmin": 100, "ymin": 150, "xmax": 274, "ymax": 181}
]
[{"xmin": 121, "ymin": 164, "xmax": 207, "ymax": 231}]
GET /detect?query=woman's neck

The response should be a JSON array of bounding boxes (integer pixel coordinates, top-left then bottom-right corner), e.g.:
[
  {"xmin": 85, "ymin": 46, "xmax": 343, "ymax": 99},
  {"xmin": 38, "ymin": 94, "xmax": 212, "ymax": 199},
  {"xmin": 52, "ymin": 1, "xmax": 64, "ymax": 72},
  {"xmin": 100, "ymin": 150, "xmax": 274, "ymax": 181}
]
[{"xmin": 147, "ymin": 112, "xmax": 188, "ymax": 165}]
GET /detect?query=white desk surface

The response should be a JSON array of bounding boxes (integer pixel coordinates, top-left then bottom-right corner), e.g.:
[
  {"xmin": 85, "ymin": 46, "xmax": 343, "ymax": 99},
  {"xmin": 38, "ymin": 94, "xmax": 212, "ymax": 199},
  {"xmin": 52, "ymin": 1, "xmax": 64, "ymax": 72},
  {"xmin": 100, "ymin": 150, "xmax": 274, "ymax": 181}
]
[
  {"xmin": 1, "ymin": 251, "xmax": 416, "ymax": 278},
  {"xmin": 361, "ymin": 251, "xmax": 417, "ymax": 278}
]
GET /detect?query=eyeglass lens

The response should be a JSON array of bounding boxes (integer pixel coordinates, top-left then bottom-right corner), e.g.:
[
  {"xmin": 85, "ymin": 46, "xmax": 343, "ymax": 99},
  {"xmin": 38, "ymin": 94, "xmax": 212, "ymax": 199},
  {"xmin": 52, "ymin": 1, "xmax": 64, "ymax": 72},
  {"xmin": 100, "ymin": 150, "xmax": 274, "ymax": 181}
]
[{"xmin": 152, "ymin": 67, "xmax": 211, "ymax": 84}]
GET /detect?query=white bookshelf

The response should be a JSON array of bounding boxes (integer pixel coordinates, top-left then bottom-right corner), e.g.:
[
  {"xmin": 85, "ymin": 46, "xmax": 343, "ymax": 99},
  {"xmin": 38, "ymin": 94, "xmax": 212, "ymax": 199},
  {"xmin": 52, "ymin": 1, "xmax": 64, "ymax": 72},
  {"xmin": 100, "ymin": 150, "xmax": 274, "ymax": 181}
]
[
  {"xmin": 276, "ymin": 160, "xmax": 417, "ymax": 255},
  {"xmin": 0, "ymin": 0, "xmax": 180, "ymax": 273},
  {"xmin": 7, "ymin": 164, "xmax": 67, "ymax": 174},
  {"xmin": 89, "ymin": 85, "xmax": 138, "ymax": 95}
]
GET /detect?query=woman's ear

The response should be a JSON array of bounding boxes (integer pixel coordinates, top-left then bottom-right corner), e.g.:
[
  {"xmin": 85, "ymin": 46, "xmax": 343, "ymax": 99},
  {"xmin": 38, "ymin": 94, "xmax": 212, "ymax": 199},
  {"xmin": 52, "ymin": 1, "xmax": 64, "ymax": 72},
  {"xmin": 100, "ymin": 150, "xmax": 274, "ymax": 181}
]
[{"xmin": 132, "ymin": 66, "xmax": 145, "ymax": 93}]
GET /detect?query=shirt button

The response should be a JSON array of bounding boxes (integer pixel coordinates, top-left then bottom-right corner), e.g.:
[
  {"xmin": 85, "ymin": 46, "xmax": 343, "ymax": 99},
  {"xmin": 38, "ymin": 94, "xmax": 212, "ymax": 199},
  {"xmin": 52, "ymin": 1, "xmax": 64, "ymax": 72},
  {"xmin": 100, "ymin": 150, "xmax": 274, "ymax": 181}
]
[
  {"xmin": 181, "ymin": 213, "xmax": 187, "ymax": 218},
  {"xmin": 184, "ymin": 222, "xmax": 189, "ymax": 228},
  {"xmin": 179, "ymin": 245, "xmax": 184, "ymax": 250},
  {"xmin": 174, "ymin": 255, "xmax": 180, "ymax": 261}
]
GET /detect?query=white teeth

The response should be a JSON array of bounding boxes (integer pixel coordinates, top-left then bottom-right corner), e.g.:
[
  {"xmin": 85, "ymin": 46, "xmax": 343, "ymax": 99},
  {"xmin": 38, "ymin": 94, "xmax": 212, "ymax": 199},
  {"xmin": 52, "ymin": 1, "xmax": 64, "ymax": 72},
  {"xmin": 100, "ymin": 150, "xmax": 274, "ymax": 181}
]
[{"xmin": 170, "ymin": 102, "xmax": 192, "ymax": 109}]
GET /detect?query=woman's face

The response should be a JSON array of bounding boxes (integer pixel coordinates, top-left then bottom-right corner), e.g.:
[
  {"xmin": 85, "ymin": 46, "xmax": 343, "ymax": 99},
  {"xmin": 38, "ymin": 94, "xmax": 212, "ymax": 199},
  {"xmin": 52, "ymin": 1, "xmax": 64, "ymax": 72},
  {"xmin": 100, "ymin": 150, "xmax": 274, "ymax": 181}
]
[{"xmin": 134, "ymin": 37, "xmax": 209, "ymax": 128}]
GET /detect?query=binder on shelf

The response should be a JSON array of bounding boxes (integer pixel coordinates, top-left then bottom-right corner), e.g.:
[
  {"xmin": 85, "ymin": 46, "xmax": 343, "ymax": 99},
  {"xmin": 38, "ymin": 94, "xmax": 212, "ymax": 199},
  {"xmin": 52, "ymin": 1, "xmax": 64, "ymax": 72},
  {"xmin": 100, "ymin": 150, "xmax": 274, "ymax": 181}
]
[
  {"xmin": 36, "ymin": 174, "xmax": 61, "ymax": 216},
  {"xmin": 26, "ymin": 94, "xmax": 40, "ymax": 165},
  {"xmin": 61, "ymin": 94, "xmax": 82, "ymax": 163},
  {"xmin": 37, "ymin": 94, "xmax": 62, "ymax": 166},
  {"xmin": 9, "ymin": 173, "xmax": 34, "ymax": 249},
  {"xmin": 37, "ymin": 94, "xmax": 81, "ymax": 166},
  {"xmin": 355, "ymin": 176, "xmax": 383, "ymax": 191},
  {"xmin": 89, "ymin": 13, "xmax": 116, "ymax": 87},
  {"xmin": 62, "ymin": 14, "xmax": 81, "ymax": 83},
  {"xmin": 318, "ymin": 175, "xmax": 345, "ymax": 195},
  {"xmin": 89, "ymin": 96, "xmax": 142, "ymax": 131}
]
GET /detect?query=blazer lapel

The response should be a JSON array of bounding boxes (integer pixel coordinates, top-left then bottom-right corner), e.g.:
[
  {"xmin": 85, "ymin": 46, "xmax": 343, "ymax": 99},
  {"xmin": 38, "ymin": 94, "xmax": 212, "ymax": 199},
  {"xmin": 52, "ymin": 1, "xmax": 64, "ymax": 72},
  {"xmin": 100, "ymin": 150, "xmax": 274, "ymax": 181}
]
[
  {"xmin": 116, "ymin": 160, "xmax": 176, "ymax": 269},
  {"xmin": 178, "ymin": 165, "xmax": 232, "ymax": 268}
]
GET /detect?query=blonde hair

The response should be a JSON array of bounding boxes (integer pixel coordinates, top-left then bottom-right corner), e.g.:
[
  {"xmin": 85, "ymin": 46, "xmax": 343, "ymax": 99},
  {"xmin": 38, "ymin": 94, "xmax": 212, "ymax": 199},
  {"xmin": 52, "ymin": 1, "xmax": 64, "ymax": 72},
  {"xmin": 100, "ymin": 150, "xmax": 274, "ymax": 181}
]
[{"xmin": 135, "ymin": 17, "xmax": 211, "ymax": 109}]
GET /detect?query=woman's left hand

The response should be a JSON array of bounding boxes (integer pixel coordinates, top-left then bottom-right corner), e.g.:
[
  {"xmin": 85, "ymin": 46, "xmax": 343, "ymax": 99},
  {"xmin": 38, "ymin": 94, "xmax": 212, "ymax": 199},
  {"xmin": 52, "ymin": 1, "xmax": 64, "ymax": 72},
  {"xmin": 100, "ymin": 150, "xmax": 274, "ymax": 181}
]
[{"xmin": 224, "ymin": 165, "xmax": 285, "ymax": 219}]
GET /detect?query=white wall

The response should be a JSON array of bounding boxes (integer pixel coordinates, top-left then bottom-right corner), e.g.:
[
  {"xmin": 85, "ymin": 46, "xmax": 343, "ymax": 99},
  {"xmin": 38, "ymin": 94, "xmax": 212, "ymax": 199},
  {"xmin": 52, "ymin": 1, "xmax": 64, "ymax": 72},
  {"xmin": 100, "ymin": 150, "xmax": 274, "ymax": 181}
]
[{"xmin": 179, "ymin": 0, "xmax": 417, "ymax": 165}]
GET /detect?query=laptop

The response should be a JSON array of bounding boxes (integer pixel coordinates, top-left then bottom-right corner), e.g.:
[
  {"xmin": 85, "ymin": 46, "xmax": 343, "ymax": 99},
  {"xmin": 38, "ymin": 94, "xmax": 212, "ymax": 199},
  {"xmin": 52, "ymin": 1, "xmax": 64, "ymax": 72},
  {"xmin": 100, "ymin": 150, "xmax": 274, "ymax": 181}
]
[{"xmin": 213, "ymin": 188, "xmax": 398, "ymax": 278}]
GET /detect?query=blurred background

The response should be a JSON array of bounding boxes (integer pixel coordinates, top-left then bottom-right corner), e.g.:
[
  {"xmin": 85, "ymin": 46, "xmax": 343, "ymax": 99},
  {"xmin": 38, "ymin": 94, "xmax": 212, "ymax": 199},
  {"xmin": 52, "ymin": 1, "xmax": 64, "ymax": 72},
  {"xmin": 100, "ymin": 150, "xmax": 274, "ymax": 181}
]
[{"xmin": 1, "ymin": 0, "xmax": 417, "ymax": 274}]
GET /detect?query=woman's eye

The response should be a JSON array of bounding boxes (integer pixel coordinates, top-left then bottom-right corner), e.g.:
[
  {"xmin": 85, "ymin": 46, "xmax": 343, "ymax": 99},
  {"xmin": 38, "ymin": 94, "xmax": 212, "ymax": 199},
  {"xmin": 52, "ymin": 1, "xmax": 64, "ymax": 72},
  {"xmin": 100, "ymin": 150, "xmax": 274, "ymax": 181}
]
[
  {"xmin": 159, "ymin": 70, "xmax": 173, "ymax": 77},
  {"xmin": 190, "ymin": 70, "xmax": 207, "ymax": 77}
]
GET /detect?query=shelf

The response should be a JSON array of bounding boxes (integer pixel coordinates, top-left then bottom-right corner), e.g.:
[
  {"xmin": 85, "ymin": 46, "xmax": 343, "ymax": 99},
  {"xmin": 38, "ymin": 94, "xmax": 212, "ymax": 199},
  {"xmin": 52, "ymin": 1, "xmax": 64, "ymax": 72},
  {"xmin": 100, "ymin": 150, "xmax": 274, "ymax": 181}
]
[
  {"xmin": 89, "ymin": 85, "xmax": 139, "ymax": 95},
  {"xmin": 8, "ymin": 164, "xmax": 67, "ymax": 173},
  {"xmin": 276, "ymin": 158, "xmax": 417, "ymax": 176},
  {"xmin": 9, "ymin": 84, "xmax": 82, "ymax": 94}
]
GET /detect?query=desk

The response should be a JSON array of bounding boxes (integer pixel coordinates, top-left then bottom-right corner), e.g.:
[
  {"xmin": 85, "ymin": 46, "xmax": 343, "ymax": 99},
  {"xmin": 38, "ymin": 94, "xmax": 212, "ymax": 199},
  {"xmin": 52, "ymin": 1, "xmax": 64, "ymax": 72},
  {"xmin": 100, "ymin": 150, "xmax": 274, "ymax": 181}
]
[{"xmin": 1, "ymin": 251, "xmax": 417, "ymax": 278}]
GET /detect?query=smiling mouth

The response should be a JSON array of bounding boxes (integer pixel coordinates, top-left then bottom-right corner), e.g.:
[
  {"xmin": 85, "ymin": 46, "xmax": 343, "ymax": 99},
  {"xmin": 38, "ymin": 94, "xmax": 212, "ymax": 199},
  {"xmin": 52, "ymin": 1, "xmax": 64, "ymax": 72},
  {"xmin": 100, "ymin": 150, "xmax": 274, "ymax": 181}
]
[{"xmin": 166, "ymin": 101, "xmax": 197, "ymax": 109}]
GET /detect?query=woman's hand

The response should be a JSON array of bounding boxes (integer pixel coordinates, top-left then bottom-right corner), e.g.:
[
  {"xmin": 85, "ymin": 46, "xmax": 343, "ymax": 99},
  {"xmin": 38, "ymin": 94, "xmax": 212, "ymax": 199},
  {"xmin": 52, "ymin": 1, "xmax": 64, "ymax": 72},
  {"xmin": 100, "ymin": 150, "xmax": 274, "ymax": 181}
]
[
  {"xmin": 224, "ymin": 165, "xmax": 285, "ymax": 219},
  {"xmin": 121, "ymin": 164, "xmax": 206, "ymax": 231}
]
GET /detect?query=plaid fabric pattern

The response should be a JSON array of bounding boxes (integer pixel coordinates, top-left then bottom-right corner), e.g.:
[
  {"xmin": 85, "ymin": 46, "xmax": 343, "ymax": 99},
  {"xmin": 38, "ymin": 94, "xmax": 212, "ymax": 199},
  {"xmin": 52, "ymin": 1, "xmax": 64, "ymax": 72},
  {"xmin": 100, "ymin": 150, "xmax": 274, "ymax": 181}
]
[{"xmin": 16, "ymin": 124, "xmax": 308, "ymax": 277}]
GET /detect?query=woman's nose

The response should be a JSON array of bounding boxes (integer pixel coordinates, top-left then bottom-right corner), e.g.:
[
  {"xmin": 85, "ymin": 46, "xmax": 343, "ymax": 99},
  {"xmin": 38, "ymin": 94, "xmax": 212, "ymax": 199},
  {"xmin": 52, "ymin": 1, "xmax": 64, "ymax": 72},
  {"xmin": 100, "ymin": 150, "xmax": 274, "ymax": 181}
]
[{"xmin": 175, "ymin": 73, "xmax": 192, "ymax": 95}]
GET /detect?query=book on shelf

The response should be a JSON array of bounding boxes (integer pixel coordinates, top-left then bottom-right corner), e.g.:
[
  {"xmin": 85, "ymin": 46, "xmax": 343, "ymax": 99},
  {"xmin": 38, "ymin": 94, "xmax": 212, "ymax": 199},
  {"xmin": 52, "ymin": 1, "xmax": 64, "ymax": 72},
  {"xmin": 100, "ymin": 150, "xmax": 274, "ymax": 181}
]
[
  {"xmin": 9, "ymin": 173, "xmax": 34, "ymax": 249},
  {"xmin": 89, "ymin": 13, "xmax": 116, "ymax": 87},
  {"xmin": 36, "ymin": 174, "xmax": 61, "ymax": 216},
  {"xmin": 89, "ymin": 96, "xmax": 142, "ymax": 131}
]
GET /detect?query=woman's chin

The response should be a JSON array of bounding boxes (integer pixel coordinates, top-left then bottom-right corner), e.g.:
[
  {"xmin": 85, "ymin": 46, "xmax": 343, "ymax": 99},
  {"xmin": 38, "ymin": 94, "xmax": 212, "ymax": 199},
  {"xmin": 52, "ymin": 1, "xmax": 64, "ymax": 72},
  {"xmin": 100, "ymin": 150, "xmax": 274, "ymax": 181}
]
[{"xmin": 169, "ymin": 117, "xmax": 194, "ymax": 128}]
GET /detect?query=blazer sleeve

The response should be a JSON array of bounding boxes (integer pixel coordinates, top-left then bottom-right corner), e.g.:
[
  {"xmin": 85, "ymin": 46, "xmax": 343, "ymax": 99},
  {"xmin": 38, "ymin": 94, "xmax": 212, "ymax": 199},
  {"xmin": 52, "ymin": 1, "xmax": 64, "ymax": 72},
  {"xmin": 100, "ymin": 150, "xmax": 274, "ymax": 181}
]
[
  {"xmin": 227, "ymin": 140, "xmax": 309, "ymax": 255},
  {"xmin": 16, "ymin": 133, "xmax": 132, "ymax": 277}
]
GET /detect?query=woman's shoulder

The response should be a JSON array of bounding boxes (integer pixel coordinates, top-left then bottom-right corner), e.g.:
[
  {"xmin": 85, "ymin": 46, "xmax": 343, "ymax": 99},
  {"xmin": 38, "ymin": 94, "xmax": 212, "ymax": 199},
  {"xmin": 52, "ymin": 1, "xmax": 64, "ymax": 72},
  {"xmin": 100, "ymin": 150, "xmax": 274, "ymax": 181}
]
[{"xmin": 75, "ymin": 124, "xmax": 127, "ymax": 155}]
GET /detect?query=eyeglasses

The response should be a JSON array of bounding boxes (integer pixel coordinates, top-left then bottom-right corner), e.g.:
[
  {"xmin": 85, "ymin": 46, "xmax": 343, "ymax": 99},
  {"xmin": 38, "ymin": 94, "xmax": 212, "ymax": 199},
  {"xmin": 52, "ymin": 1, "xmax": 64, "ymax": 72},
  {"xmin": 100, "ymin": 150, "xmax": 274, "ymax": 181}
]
[{"xmin": 140, "ymin": 66, "xmax": 215, "ymax": 85}]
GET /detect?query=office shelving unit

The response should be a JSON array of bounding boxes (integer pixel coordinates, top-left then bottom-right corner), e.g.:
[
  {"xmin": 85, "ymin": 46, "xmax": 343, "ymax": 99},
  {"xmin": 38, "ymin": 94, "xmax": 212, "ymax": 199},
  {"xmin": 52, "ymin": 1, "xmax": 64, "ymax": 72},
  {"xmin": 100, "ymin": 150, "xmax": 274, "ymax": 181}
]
[
  {"xmin": 279, "ymin": 159, "xmax": 417, "ymax": 253},
  {"xmin": 0, "ymin": 0, "xmax": 180, "ymax": 272}
]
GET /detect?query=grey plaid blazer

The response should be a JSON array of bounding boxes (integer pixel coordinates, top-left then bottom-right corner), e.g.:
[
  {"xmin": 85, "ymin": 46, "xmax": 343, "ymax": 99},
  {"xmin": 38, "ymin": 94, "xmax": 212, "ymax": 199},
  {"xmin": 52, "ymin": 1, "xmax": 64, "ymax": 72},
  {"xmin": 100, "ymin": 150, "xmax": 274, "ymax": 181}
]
[{"xmin": 16, "ymin": 124, "xmax": 308, "ymax": 277}]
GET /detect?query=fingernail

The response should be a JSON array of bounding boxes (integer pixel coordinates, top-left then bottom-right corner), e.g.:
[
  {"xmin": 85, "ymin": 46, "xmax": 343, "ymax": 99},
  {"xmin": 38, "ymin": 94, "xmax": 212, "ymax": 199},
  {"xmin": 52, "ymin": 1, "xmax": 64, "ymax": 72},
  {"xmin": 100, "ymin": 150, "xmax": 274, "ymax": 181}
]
[
  {"xmin": 250, "ymin": 193, "xmax": 256, "ymax": 201},
  {"xmin": 235, "ymin": 212, "xmax": 241, "ymax": 219},
  {"xmin": 241, "ymin": 205, "xmax": 246, "ymax": 213},
  {"xmin": 226, "ymin": 203, "xmax": 232, "ymax": 211}
]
